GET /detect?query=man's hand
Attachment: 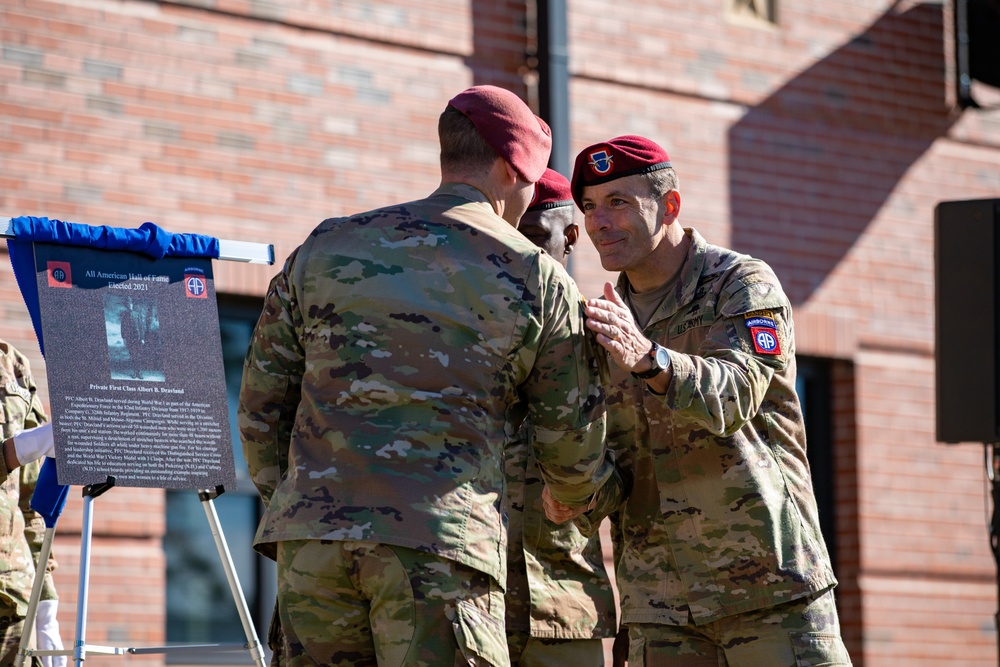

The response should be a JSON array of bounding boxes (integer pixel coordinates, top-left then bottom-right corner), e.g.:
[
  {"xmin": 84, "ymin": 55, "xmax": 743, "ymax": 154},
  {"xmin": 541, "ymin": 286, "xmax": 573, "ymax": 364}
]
[
  {"xmin": 11, "ymin": 423, "xmax": 54, "ymax": 467},
  {"xmin": 584, "ymin": 282, "xmax": 649, "ymax": 372},
  {"xmin": 35, "ymin": 599, "xmax": 66, "ymax": 667},
  {"xmin": 542, "ymin": 486, "xmax": 593, "ymax": 524}
]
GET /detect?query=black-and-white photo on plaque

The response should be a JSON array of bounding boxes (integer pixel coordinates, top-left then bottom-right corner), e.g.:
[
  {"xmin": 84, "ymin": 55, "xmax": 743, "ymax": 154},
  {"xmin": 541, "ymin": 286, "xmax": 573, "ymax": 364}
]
[{"xmin": 34, "ymin": 242, "xmax": 237, "ymax": 490}]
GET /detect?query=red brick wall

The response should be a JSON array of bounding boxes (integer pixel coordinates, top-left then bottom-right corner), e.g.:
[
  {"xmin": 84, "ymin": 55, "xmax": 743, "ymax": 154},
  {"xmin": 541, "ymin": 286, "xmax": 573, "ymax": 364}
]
[
  {"xmin": 1, "ymin": 0, "xmax": 514, "ymax": 297},
  {"xmin": 4, "ymin": 0, "xmax": 1000, "ymax": 665}
]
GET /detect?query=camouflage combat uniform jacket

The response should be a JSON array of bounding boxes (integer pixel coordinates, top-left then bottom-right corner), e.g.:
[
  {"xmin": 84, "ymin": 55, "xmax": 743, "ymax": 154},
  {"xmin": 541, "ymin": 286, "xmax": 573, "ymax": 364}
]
[
  {"xmin": 0, "ymin": 341, "xmax": 56, "ymax": 621},
  {"xmin": 240, "ymin": 183, "xmax": 615, "ymax": 586},
  {"xmin": 589, "ymin": 228, "xmax": 836, "ymax": 626},
  {"xmin": 503, "ymin": 419, "xmax": 616, "ymax": 638}
]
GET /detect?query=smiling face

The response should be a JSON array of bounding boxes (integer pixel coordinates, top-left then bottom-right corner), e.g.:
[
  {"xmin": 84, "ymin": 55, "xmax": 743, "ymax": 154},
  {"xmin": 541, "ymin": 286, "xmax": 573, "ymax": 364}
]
[{"xmin": 580, "ymin": 174, "xmax": 668, "ymax": 273}]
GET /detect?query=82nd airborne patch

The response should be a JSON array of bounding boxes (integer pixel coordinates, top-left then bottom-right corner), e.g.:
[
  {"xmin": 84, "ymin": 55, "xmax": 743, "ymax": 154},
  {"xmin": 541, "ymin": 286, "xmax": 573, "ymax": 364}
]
[{"xmin": 744, "ymin": 310, "xmax": 781, "ymax": 355}]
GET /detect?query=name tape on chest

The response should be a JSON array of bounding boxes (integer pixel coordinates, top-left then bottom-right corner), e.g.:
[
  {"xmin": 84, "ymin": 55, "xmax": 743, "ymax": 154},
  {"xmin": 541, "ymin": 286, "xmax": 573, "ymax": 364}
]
[{"xmin": 4, "ymin": 380, "xmax": 31, "ymax": 403}]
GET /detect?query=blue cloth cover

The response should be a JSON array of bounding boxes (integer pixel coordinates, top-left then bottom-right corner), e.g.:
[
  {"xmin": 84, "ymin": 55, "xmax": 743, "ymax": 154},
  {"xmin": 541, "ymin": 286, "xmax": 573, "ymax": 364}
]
[
  {"xmin": 30, "ymin": 457, "xmax": 68, "ymax": 529},
  {"xmin": 7, "ymin": 216, "xmax": 220, "ymax": 525}
]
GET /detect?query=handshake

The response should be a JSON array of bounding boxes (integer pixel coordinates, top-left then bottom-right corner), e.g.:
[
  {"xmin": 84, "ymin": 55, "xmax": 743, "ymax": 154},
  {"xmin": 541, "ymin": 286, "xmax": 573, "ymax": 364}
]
[{"xmin": 3, "ymin": 422, "xmax": 55, "ymax": 470}]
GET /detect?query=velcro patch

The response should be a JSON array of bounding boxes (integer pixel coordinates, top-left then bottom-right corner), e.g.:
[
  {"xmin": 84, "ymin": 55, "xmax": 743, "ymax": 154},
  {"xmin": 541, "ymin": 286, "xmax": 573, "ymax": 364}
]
[
  {"xmin": 5, "ymin": 381, "xmax": 31, "ymax": 403},
  {"xmin": 744, "ymin": 316, "xmax": 776, "ymax": 329},
  {"xmin": 749, "ymin": 326, "xmax": 781, "ymax": 355}
]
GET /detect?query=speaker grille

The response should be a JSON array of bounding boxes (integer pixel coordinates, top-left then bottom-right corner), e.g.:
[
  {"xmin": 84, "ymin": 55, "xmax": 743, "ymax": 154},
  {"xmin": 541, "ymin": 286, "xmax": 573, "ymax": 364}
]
[{"xmin": 935, "ymin": 198, "xmax": 1000, "ymax": 443}]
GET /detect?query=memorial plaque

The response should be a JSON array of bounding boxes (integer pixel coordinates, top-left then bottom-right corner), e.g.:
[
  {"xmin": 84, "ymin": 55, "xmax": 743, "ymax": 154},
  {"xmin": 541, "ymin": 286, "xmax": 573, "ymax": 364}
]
[{"xmin": 34, "ymin": 243, "xmax": 237, "ymax": 490}]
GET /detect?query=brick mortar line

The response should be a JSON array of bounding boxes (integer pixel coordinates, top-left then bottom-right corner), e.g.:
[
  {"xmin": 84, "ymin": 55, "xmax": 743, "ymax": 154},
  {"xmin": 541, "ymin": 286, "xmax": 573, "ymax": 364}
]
[{"xmin": 149, "ymin": 0, "xmax": 471, "ymax": 59}]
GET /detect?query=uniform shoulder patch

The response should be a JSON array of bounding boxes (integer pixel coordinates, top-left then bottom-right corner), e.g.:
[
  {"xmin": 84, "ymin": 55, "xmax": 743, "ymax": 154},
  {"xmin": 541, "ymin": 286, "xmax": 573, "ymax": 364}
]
[
  {"xmin": 749, "ymin": 326, "xmax": 781, "ymax": 355},
  {"xmin": 744, "ymin": 310, "xmax": 776, "ymax": 329}
]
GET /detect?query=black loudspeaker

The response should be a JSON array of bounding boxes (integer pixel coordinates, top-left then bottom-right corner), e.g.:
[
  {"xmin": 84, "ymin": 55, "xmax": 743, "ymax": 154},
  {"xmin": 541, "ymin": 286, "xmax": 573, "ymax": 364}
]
[
  {"xmin": 955, "ymin": 0, "xmax": 1000, "ymax": 108},
  {"xmin": 935, "ymin": 199, "xmax": 1000, "ymax": 443}
]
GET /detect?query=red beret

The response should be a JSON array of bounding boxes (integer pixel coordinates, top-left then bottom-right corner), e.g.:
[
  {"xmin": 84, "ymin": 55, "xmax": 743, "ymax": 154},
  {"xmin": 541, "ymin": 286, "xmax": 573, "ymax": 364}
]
[
  {"xmin": 571, "ymin": 135, "xmax": 672, "ymax": 207},
  {"xmin": 527, "ymin": 168, "xmax": 573, "ymax": 212},
  {"xmin": 448, "ymin": 85, "xmax": 552, "ymax": 183}
]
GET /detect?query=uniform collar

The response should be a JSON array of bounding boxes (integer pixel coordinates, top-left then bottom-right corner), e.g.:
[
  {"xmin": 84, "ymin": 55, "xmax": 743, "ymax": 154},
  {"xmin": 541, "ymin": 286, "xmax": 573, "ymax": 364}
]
[
  {"xmin": 432, "ymin": 182, "xmax": 493, "ymax": 205},
  {"xmin": 616, "ymin": 227, "xmax": 707, "ymax": 328},
  {"xmin": 427, "ymin": 182, "xmax": 528, "ymax": 243}
]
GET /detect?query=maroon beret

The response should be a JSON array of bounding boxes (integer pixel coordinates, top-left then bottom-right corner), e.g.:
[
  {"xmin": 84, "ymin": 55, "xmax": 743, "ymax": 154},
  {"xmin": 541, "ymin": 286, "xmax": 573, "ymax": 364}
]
[
  {"xmin": 448, "ymin": 85, "xmax": 552, "ymax": 183},
  {"xmin": 571, "ymin": 135, "xmax": 672, "ymax": 207},
  {"xmin": 527, "ymin": 168, "xmax": 573, "ymax": 212}
]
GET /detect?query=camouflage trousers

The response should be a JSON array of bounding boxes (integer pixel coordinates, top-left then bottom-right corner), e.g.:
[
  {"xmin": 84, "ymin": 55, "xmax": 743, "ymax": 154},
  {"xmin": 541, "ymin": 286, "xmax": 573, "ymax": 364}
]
[
  {"xmin": 505, "ymin": 631, "xmax": 603, "ymax": 667},
  {"xmin": 0, "ymin": 612, "xmax": 39, "ymax": 667},
  {"xmin": 626, "ymin": 589, "xmax": 851, "ymax": 667},
  {"xmin": 274, "ymin": 540, "xmax": 509, "ymax": 667}
]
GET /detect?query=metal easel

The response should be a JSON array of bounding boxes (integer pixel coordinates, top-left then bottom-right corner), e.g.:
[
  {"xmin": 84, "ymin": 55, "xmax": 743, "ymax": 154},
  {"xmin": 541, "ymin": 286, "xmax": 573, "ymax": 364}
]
[
  {"xmin": 16, "ymin": 479, "xmax": 268, "ymax": 667},
  {"xmin": 3, "ymin": 219, "xmax": 274, "ymax": 667}
]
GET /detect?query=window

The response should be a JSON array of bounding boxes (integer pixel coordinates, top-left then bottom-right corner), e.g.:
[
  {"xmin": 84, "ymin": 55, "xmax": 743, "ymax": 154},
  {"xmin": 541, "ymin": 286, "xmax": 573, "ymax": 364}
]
[
  {"xmin": 164, "ymin": 295, "xmax": 270, "ymax": 662},
  {"xmin": 796, "ymin": 356, "xmax": 836, "ymax": 564}
]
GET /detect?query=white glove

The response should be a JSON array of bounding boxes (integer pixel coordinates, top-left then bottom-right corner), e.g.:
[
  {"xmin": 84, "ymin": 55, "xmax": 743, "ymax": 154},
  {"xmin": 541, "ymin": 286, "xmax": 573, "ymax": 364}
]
[
  {"xmin": 34, "ymin": 599, "xmax": 66, "ymax": 667},
  {"xmin": 13, "ymin": 423, "xmax": 54, "ymax": 466}
]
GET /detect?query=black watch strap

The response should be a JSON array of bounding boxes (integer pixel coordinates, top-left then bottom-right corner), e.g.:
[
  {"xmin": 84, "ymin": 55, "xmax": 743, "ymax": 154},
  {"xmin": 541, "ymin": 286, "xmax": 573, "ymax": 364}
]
[{"xmin": 632, "ymin": 342, "xmax": 666, "ymax": 380}]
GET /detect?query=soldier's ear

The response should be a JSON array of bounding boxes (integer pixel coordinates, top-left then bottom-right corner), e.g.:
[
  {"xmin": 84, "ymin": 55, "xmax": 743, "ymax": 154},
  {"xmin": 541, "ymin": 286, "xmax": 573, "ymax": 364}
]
[
  {"xmin": 663, "ymin": 190, "xmax": 681, "ymax": 221},
  {"xmin": 502, "ymin": 159, "xmax": 519, "ymax": 185},
  {"xmin": 564, "ymin": 223, "xmax": 579, "ymax": 254}
]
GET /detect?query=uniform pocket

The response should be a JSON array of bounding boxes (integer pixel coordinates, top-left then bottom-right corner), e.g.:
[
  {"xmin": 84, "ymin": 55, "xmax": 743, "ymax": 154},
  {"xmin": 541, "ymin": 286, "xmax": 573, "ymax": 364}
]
[
  {"xmin": 451, "ymin": 599, "xmax": 510, "ymax": 667},
  {"xmin": 791, "ymin": 632, "xmax": 852, "ymax": 666}
]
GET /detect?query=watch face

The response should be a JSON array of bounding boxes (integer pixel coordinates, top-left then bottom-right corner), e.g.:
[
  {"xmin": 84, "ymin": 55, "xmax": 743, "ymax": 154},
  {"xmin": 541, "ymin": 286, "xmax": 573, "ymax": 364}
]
[{"xmin": 654, "ymin": 344, "xmax": 671, "ymax": 369}]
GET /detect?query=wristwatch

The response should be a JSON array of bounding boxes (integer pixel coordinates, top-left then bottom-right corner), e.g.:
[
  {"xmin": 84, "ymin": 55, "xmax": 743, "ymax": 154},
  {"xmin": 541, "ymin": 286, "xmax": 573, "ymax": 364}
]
[{"xmin": 632, "ymin": 341, "xmax": 671, "ymax": 380}]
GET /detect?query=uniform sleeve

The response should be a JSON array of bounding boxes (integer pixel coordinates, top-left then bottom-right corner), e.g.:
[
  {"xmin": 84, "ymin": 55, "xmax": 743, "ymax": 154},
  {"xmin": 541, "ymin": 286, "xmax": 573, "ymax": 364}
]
[
  {"xmin": 571, "ymin": 450, "xmax": 630, "ymax": 537},
  {"xmin": 21, "ymin": 461, "xmax": 58, "ymax": 601},
  {"xmin": 521, "ymin": 264, "xmax": 614, "ymax": 507},
  {"xmin": 0, "ymin": 360, "xmax": 45, "ymax": 484},
  {"xmin": 238, "ymin": 253, "xmax": 305, "ymax": 508},
  {"xmin": 661, "ymin": 268, "xmax": 792, "ymax": 437},
  {"xmin": 0, "ymin": 444, "xmax": 10, "ymax": 485},
  {"xmin": 574, "ymin": 388, "xmax": 635, "ymax": 535}
]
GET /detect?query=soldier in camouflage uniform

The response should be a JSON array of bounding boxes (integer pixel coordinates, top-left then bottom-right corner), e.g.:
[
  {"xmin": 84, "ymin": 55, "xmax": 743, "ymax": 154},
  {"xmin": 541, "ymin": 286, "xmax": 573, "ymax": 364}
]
[
  {"xmin": 545, "ymin": 135, "xmax": 852, "ymax": 666},
  {"xmin": 239, "ymin": 86, "xmax": 620, "ymax": 667},
  {"xmin": 0, "ymin": 340, "xmax": 62, "ymax": 667},
  {"xmin": 503, "ymin": 168, "xmax": 616, "ymax": 667}
]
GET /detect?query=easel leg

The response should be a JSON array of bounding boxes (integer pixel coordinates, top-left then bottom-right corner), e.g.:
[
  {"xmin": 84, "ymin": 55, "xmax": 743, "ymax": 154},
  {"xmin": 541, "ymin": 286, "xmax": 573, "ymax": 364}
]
[
  {"xmin": 14, "ymin": 526, "xmax": 56, "ymax": 667},
  {"xmin": 31, "ymin": 478, "xmax": 258, "ymax": 663},
  {"xmin": 198, "ymin": 487, "xmax": 266, "ymax": 667},
  {"xmin": 75, "ymin": 478, "xmax": 116, "ymax": 667},
  {"xmin": 74, "ymin": 493, "xmax": 94, "ymax": 667}
]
